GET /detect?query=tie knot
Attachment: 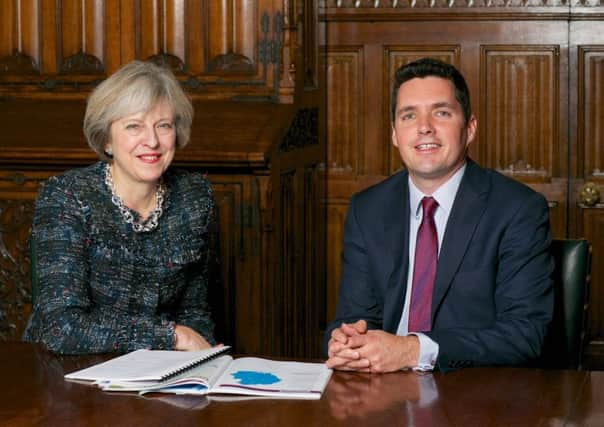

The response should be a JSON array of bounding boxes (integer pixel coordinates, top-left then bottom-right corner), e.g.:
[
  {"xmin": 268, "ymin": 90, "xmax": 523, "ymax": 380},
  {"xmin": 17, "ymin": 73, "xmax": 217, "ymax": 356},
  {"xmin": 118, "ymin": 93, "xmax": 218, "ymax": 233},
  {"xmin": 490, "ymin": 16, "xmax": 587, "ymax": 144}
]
[{"xmin": 421, "ymin": 197, "xmax": 438, "ymax": 220}]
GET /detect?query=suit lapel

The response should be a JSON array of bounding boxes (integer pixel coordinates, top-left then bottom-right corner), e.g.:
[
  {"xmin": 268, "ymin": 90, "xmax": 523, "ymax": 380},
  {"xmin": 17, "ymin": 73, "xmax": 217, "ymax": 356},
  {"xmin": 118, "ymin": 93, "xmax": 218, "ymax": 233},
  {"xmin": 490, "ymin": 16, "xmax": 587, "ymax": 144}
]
[
  {"xmin": 382, "ymin": 173, "xmax": 411, "ymax": 333},
  {"xmin": 432, "ymin": 160, "xmax": 490, "ymax": 320}
]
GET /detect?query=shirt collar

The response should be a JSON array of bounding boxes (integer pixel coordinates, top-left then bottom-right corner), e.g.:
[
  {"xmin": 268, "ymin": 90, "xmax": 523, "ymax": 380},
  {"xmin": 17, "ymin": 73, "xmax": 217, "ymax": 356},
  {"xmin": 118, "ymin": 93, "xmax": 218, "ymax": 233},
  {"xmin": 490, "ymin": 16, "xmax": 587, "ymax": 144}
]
[{"xmin": 408, "ymin": 163, "xmax": 467, "ymax": 219}]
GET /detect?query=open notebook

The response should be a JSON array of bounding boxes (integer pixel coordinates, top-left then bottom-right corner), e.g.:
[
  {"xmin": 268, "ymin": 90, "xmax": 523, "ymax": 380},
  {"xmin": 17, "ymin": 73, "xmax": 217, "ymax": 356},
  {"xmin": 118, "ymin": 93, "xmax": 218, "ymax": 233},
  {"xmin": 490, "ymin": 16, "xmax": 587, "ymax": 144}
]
[{"xmin": 64, "ymin": 347, "xmax": 332, "ymax": 400}]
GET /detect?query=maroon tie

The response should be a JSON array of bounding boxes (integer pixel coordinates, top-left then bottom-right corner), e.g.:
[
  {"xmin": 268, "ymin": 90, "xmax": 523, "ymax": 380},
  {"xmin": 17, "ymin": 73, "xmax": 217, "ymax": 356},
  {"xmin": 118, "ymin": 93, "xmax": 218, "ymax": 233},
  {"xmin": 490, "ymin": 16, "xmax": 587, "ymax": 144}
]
[{"xmin": 409, "ymin": 197, "xmax": 439, "ymax": 333}]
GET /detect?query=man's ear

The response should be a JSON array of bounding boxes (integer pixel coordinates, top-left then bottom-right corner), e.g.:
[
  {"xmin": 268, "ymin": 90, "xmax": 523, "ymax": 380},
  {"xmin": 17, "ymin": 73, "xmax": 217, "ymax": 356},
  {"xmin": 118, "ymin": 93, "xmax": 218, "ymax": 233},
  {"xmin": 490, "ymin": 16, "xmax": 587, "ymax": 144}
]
[
  {"xmin": 391, "ymin": 123, "xmax": 398, "ymax": 148},
  {"xmin": 465, "ymin": 114, "xmax": 477, "ymax": 147}
]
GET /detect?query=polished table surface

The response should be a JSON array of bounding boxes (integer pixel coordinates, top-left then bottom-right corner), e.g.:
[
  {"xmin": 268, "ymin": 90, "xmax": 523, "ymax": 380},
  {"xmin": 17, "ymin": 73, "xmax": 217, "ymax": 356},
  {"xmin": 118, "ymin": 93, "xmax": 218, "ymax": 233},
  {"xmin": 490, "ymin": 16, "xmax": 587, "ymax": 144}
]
[{"xmin": 1, "ymin": 342, "xmax": 603, "ymax": 426}]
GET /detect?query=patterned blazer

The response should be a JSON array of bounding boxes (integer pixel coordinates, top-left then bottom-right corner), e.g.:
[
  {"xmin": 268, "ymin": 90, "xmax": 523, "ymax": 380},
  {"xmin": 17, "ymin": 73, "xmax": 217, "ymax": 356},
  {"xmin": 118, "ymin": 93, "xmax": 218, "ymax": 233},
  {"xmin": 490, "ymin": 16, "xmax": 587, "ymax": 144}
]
[{"xmin": 23, "ymin": 162, "xmax": 220, "ymax": 354}]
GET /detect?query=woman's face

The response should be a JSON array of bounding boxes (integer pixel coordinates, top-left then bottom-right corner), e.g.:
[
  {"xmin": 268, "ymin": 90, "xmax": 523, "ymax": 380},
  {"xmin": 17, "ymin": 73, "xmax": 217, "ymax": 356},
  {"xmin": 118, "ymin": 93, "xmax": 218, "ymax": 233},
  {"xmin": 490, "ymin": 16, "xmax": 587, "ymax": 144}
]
[{"xmin": 106, "ymin": 100, "xmax": 176, "ymax": 191}]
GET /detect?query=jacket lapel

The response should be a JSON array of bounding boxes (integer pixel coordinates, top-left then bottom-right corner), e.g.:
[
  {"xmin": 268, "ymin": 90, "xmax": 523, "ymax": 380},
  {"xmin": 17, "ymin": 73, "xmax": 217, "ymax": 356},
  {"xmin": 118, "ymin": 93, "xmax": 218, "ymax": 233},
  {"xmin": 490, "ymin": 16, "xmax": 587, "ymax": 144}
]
[
  {"xmin": 382, "ymin": 173, "xmax": 411, "ymax": 333},
  {"xmin": 431, "ymin": 160, "xmax": 490, "ymax": 320}
]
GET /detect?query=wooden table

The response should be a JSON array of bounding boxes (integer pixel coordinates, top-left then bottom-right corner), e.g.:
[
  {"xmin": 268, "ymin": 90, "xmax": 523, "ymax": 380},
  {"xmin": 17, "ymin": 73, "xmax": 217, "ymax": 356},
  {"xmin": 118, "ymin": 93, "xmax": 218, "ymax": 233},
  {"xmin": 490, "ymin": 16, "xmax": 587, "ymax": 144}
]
[{"xmin": 1, "ymin": 342, "xmax": 603, "ymax": 426}]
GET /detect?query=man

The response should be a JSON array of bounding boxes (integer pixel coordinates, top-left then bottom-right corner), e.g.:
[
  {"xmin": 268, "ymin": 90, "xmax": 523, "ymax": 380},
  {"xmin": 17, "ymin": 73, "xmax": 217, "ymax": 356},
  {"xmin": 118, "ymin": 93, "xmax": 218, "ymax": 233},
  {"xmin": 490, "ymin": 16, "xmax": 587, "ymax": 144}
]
[{"xmin": 325, "ymin": 58, "xmax": 553, "ymax": 372}]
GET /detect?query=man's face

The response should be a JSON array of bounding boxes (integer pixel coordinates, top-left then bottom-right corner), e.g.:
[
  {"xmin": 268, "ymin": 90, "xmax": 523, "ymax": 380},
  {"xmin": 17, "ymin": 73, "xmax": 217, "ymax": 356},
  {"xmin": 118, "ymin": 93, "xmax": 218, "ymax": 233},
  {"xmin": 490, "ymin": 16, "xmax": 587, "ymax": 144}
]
[{"xmin": 391, "ymin": 76, "xmax": 476, "ymax": 194}]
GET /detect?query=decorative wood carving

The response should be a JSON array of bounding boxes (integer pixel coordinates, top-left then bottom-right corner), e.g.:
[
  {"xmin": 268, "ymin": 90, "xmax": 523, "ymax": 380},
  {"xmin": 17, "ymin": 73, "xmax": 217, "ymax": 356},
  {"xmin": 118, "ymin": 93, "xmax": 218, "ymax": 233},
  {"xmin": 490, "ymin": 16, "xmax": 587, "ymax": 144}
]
[
  {"xmin": 57, "ymin": 0, "xmax": 107, "ymax": 75},
  {"xmin": 325, "ymin": 48, "xmax": 362, "ymax": 174},
  {"xmin": 59, "ymin": 51, "xmax": 104, "ymax": 74},
  {"xmin": 0, "ymin": 0, "xmax": 41, "ymax": 74},
  {"xmin": 321, "ymin": 0, "xmax": 574, "ymax": 8},
  {"xmin": 0, "ymin": 50, "xmax": 38, "ymax": 74},
  {"xmin": 146, "ymin": 53, "xmax": 187, "ymax": 74},
  {"xmin": 279, "ymin": 108, "xmax": 319, "ymax": 152},
  {"xmin": 578, "ymin": 46, "xmax": 604, "ymax": 180},
  {"xmin": 303, "ymin": 0, "xmax": 319, "ymax": 89},
  {"xmin": 481, "ymin": 47, "xmax": 558, "ymax": 180},
  {"xmin": 208, "ymin": 51, "xmax": 255, "ymax": 74},
  {"xmin": 0, "ymin": 200, "xmax": 34, "ymax": 341},
  {"xmin": 0, "ymin": 1, "xmax": 298, "ymax": 101}
]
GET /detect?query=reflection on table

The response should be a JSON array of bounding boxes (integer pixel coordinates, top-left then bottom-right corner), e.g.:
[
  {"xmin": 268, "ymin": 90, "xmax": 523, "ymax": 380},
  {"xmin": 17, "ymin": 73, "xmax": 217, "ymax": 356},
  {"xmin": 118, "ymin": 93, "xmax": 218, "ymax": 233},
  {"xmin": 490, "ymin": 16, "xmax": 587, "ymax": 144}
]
[{"xmin": 1, "ymin": 342, "xmax": 603, "ymax": 426}]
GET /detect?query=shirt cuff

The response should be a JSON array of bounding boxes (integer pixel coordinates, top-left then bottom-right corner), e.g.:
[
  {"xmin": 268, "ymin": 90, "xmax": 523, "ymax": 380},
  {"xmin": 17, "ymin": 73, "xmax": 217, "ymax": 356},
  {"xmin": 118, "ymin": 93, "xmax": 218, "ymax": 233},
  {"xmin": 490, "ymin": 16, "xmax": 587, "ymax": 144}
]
[{"xmin": 410, "ymin": 332, "xmax": 439, "ymax": 371}]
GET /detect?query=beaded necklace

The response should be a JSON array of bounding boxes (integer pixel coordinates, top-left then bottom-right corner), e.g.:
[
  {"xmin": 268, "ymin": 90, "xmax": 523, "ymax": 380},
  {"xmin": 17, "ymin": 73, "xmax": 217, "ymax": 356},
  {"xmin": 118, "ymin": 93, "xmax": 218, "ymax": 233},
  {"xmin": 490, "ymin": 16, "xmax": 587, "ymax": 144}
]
[{"xmin": 104, "ymin": 163, "xmax": 166, "ymax": 233}]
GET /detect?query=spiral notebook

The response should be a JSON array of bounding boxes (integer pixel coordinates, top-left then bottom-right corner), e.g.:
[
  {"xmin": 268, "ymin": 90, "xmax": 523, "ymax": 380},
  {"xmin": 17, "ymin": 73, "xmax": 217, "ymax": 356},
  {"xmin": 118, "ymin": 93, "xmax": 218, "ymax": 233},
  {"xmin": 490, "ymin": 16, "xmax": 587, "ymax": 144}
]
[
  {"xmin": 64, "ymin": 346, "xmax": 332, "ymax": 400},
  {"xmin": 65, "ymin": 346, "xmax": 230, "ymax": 383}
]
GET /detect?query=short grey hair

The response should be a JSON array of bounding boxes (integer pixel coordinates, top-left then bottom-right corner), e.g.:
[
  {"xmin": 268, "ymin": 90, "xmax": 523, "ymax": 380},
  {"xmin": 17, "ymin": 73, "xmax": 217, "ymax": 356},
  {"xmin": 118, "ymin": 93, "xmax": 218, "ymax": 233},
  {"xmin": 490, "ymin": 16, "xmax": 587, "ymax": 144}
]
[{"xmin": 83, "ymin": 60, "xmax": 193, "ymax": 161}]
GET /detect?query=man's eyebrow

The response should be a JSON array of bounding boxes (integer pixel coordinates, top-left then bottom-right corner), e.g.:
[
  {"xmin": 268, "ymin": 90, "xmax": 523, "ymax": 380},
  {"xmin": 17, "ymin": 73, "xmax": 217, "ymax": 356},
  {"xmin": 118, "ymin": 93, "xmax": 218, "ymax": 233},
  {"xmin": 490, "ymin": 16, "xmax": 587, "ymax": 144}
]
[
  {"xmin": 432, "ymin": 101, "xmax": 457, "ymax": 109},
  {"xmin": 396, "ymin": 101, "xmax": 458, "ymax": 115}
]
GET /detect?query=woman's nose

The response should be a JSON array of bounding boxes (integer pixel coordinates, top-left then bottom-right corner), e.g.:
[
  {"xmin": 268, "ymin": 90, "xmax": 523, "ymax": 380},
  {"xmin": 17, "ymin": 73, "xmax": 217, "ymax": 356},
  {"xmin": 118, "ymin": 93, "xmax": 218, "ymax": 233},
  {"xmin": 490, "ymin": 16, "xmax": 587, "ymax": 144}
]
[{"xmin": 144, "ymin": 127, "xmax": 160, "ymax": 148}]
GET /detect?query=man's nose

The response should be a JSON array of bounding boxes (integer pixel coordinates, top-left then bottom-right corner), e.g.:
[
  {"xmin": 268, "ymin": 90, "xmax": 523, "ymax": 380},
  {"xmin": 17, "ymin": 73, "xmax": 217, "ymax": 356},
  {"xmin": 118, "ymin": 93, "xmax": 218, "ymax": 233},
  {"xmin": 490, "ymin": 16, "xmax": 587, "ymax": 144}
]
[{"xmin": 417, "ymin": 115, "xmax": 434, "ymax": 135}]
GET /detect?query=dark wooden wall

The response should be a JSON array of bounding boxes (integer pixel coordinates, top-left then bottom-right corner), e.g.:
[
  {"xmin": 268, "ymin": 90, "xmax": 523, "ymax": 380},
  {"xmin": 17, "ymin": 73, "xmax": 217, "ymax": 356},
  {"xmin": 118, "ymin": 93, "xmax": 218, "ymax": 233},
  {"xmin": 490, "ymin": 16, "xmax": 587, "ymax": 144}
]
[{"xmin": 320, "ymin": 2, "xmax": 604, "ymax": 368}]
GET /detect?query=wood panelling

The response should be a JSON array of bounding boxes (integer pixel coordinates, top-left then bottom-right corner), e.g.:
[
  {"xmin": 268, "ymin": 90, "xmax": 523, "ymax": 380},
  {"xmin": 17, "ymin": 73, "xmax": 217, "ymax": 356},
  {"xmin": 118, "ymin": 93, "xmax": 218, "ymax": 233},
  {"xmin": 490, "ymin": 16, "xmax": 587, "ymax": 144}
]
[
  {"xmin": 581, "ymin": 207, "xmax": 604, "ymax": 368},
  {"xmin": 325, "ymin": 47, "xmax": 362, "ymax": 176},
  {"xmin": 0, "ymin": 199, "xmax": 33, "ymax": 341},
  {"xmin": 270, "ymin": 165, "xmax": 326, "ymax": 358},
  {"xmin": 57, "ymin": 0, "xmax": 106, "ymax": 74},
  {"xmin": 579, "ymin": 47, "xmax": 604, "ymax": 180},
  {"xmin": 570, "ymin": 20, "xmax": 604, "ymax": 367},
  {"xmin": 481, "ymin": 47, "xmax": 558, "ymax": 180},
  {"xmin": 326, "ymin": 203, "xmax": 347, "ymax": 323},
  {"xmin": 0, "ymin": 0, "xmax": 300, "ymax": 101},
  {"xmin": 0, "ymin": 0, "xmax": 41, "ymax": 74}
]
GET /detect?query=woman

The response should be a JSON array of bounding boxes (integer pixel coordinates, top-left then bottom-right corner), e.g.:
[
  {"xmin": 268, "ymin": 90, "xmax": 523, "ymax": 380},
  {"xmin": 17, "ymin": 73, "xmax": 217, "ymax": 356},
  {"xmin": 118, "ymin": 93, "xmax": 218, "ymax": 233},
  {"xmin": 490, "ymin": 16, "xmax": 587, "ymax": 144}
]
[{"xmin": 23, "ymin": 60, "xmax": 219, "ymax": 354}]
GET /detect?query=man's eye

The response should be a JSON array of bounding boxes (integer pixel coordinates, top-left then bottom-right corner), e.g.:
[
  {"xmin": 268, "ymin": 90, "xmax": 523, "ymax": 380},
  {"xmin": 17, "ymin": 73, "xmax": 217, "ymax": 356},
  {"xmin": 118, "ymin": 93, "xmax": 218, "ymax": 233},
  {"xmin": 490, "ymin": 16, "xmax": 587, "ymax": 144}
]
[
  {"xmin": 435, "ymin": 110, "xmax": 451, "ymax": 117},
  {"xmin": 401, "ymin": 113, "xmax": 414, "ymax": 121}
]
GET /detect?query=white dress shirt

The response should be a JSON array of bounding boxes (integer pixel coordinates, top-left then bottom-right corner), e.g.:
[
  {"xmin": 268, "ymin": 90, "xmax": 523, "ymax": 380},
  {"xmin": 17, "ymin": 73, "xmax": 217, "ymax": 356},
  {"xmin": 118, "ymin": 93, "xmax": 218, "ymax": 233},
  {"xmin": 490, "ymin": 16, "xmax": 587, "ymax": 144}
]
[{"xmin": 396, "ymin": 163, "xmax": 466, "ymax": 370}]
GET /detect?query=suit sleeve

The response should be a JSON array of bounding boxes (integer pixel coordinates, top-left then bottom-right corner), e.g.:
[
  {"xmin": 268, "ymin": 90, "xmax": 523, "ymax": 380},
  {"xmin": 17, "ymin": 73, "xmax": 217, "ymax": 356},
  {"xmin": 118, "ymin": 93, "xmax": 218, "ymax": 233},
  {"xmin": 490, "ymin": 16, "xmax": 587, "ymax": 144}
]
[
  {"xmin": 323, "ymin": 194, "xmax": 385, "ymax": 354},
  {"xmin": 427, "ymin": 192, "xmax": 554, "ymax": 371}
]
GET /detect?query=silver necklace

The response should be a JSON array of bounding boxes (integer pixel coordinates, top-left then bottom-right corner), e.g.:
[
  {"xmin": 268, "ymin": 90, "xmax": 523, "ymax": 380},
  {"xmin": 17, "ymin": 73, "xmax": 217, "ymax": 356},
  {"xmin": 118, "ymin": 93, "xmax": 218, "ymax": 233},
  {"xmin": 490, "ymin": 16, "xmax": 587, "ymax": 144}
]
[{"xmin": 105, "ymin": 163, "xmax": 166, "ymax": 233}]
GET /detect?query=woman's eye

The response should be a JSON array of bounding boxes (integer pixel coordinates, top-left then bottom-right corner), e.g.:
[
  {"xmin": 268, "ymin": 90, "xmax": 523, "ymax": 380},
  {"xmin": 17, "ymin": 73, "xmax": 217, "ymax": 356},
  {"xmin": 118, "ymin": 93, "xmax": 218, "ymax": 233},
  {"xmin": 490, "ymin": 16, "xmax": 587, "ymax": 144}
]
[{"xmin": 125, "ymin": 123, "xmax": 140, "ymax": 130}]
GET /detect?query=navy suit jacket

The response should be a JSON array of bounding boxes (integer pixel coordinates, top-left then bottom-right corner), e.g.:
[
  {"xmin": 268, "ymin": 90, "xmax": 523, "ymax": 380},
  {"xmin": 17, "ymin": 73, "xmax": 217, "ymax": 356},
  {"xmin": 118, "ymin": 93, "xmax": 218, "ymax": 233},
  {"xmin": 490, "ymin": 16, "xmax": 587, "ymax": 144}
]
[{"xmin": 325, "ymin": 159, "xmax": 554, "ymax": 371}]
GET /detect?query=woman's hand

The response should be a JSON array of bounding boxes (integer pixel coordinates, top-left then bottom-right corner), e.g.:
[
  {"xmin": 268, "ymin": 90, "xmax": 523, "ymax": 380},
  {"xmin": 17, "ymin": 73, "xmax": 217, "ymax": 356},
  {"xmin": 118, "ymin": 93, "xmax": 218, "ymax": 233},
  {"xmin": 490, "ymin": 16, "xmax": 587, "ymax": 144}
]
[{"xmin": 173, "ymin": 325, "xmax": 212, "ymax": 351}]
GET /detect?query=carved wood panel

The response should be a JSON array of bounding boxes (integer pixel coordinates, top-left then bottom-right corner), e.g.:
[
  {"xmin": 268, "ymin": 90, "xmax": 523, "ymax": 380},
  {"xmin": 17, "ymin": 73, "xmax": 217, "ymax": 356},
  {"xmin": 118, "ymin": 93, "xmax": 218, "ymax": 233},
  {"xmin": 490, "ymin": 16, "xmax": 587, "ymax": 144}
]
[
  {"xmin": 326, "ymin": 203, "xmax": 346, "ymax": 324},
  {"xmin": 0, "ymin": 0, "xmax": 42, "ymax": 74},
  {"xmin": 578, "ymin": 47, "xmax": 604, "ymax": 181},
  {"xmin": 0, "ymin": 199, "xmax": 34, "ymax": 341},
  {"xmin": 325, "ymin": 47, "xmax": 363, "ymax": 177},
  {"xmin": 480, "ymin": 47, "xmax": 559, "ymax": 180},
  {"xmin": 0, "ymin": 0, "xmax": 301, "ymax": 101},
  {"xmin": 0, "ymin": 0, "xmax": 115, "ymax": 92},
  {"xmin": 570, "ymin": 20, "xmax": 604, "ymax": 367},
  {"xmin": 191, "ymin": 174, "xmax": 266, "ymax": 355},
  {"xmin": 268, "ymin": 165, "xmax": 325, "ymax": 358}
]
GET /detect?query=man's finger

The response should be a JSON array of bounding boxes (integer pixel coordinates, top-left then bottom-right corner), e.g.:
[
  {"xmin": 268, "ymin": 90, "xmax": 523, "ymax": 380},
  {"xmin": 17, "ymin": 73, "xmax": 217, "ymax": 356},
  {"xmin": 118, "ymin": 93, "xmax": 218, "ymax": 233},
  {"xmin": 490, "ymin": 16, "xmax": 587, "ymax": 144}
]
[{"xmin": 331, "ymin": 327, "xmax": 348, "ymax": 343}]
